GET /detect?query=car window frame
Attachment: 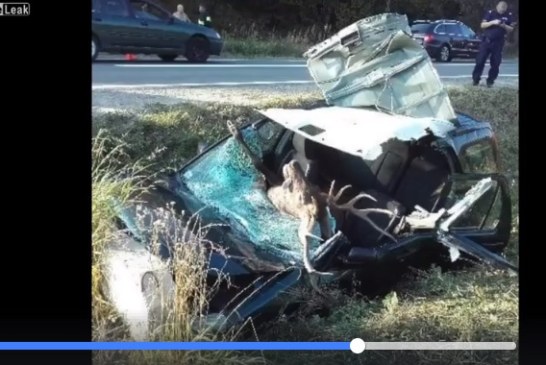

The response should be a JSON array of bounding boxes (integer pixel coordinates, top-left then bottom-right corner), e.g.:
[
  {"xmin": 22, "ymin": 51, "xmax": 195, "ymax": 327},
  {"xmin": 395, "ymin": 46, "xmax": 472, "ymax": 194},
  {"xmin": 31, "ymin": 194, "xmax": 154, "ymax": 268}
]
[
  {"xmin": 445, "ymin": 23, "xmax": 460, "ymax": 35},
  {"xmin": 445, "ymin": 173, "xmax": 506, "ymax": 233},
  {"xmin": 434, "ymin": 24, "xmax": 446, "ymax": 34},
  {"xmin": 459, "ymin": 24, "xmax": 476, "ymax": 38},
  {"xmin": 459, "ymin": 138, "xmax": 499, "ymax": 174},
  {"xmin": 129, "ymin": 0, "xmax": 171, "ymax": 22},
  {"xmin": 100, "ymin": 0, "xmax": 131, "ymax": 17},
  {"xmin": 177, "ymin": 118, "xmax": 285, "ymax": 176}
]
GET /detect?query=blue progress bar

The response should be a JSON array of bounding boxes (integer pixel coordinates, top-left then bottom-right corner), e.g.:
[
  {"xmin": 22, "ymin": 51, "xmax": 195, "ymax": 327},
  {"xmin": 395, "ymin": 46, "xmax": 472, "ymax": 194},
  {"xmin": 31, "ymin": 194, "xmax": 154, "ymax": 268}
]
[{"xmin": 0, "ymin": 342, "xmax": 351, "ymax": 351}]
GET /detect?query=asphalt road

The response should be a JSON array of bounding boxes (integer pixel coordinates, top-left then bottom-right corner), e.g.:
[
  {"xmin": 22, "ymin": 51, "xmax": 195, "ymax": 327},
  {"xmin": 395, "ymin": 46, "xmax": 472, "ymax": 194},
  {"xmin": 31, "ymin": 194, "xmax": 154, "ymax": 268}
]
[{"xmin": 92, "ymin": 57, "xmax": 519, "ymax": 89}]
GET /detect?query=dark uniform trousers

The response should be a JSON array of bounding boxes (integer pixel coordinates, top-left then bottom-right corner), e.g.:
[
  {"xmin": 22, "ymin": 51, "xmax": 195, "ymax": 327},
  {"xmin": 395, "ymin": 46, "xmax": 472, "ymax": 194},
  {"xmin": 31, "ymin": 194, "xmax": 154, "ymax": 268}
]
[{"xmin": 472, "ymin": 37, "xmax": 504, "ymax": 84}]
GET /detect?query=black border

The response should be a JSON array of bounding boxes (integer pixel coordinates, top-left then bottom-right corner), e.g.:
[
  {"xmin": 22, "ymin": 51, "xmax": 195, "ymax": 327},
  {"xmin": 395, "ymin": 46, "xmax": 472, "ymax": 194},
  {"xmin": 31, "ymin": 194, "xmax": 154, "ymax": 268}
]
[
  {"xmin": 0, "ymin": 0, "xmax": 91, "ymax": 364},
  {"xmin": 517, "ymin": 2, "xmax": 543, "ymax": 364}
]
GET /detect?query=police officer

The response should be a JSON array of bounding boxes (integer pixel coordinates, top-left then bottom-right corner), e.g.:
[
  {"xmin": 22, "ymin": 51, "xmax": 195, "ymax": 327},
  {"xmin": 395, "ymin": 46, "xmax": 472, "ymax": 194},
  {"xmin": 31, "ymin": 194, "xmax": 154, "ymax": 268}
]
[
  {"xmin": 197, "ymin": 4, "xmax": 212, "ymax": 27},
  {"xmin": 472, "ymin": 1, "xmax": 515, "ymax": 87}
]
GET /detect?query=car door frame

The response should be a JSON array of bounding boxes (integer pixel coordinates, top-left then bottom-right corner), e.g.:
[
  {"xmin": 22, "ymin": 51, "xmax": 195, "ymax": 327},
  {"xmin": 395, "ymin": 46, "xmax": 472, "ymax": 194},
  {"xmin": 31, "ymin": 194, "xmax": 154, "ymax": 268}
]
[
  {"xmin": 93, "ymin": 0, "xmax": 138, "ymax": 50},
  {"xmin": 443, "ymin": 122, "xmax": 513, "ymax": 253},
  {"xmin": 459, "ymin": 23, "xmax": 481, "ymax": 57},
  {"xmin": 445, "ymin": 23, "xmax": 465, "ymax": 55},
  {"xmin": 126, "ymin": 0, "xmax": 184, "ymax": 52}
]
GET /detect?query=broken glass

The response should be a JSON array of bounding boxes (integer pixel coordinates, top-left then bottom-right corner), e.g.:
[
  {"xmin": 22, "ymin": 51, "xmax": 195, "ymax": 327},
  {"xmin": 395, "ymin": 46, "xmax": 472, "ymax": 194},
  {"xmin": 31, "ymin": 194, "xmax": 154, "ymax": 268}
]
[{"xmin": 178, "ymin": 126, "xmax": 336, "ymax": 265}]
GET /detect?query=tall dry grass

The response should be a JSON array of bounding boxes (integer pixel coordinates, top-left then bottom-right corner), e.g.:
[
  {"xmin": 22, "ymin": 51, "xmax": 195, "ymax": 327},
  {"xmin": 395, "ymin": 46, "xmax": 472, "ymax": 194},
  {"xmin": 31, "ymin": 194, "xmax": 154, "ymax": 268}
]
[{"xmin": 92, "ymin": 130, "xmax": 261, "ymax": 365}]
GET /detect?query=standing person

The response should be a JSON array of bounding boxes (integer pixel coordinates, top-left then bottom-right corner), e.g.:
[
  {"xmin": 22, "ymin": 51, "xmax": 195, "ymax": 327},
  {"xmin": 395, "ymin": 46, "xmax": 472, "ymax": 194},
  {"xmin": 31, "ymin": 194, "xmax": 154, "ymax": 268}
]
[
  {"xmin": 197, "ymin": 4, "xmax": 212, "ymax": 27},
  {"xmin": 472, "ymin": 1, "xmax": 515, "ymax": 87},
  {"xmin": 173, "ymin": 4, "xmax": 190, "ymax": 22}
]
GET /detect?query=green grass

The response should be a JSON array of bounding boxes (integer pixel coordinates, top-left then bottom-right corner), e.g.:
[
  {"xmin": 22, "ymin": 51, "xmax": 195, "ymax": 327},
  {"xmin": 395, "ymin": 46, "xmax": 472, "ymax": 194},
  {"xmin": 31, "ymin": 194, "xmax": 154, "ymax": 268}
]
[
  {"xmin": 220, "ymin": 26, "xmax": 316, "ymax": 58},
  {"xmin": 92, "ymin": 86, "xmax": 518, "ymax": 365},
  {"xmin": 223, "ymin": 37, "xmax": 309, "ymax": 58}
]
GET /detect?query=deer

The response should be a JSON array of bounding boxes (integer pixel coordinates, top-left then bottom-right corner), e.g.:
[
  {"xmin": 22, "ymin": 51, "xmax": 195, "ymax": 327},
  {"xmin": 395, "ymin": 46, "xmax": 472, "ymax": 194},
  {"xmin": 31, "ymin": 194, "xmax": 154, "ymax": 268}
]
[{"xmin": 226, "ymin": 120, "xmax": 397, "ymax": 293}]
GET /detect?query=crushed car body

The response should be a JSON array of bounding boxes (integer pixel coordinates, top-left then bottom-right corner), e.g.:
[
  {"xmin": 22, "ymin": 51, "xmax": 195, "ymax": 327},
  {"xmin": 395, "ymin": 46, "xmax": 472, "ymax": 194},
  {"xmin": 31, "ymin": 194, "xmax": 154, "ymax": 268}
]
[{"xmin": 100, "ymin": 13, "xmax": 518, "ymax": 340}]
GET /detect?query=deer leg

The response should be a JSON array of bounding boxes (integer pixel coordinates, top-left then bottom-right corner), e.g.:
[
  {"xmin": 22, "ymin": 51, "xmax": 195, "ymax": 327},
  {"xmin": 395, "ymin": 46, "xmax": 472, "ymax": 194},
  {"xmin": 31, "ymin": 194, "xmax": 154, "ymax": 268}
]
[
  {"xmin": 298, "ymin": 217, "xmax": 334, "ymax": 277},
  {"xmin": 298, "ymin": 216, "xmax": 334, "ymax": 298},
  {"xmin": 227, "ymin": 121, "xmax": 282, "ymax": 186}
]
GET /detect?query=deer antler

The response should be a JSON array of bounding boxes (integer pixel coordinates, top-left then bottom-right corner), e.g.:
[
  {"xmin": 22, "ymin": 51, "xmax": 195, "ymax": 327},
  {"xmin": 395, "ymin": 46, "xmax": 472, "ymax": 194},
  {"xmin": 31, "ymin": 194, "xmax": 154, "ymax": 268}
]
[{"xmin": 325, "ymin": 180, "xmax": 398, "ymax": 243}]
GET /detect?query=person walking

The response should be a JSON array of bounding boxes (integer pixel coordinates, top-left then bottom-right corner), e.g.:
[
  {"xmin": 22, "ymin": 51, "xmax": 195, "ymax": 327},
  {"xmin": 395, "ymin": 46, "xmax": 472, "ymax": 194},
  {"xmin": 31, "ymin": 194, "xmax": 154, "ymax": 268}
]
[
  {"xmin": 173, "ymin": 4, "xmax": 190, "ymax": 22},
  {"xmin": 472, "ymin": 1, "xmax": 515, "ymax": 87}
]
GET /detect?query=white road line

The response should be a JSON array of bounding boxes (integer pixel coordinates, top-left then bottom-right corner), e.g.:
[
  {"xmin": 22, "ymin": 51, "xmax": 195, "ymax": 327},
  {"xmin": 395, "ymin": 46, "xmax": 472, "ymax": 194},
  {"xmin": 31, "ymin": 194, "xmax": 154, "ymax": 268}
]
[{"xmin": 92, "ymin": 80, "xmax": 315, "ymax": 90}]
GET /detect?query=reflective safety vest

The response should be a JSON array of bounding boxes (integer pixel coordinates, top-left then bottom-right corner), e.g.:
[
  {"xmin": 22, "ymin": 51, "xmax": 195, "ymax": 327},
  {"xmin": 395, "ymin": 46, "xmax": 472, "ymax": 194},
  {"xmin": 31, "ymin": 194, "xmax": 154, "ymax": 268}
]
[{"xmin": 198, "ymin": 12, "xmax": 212, "ymax": 27}]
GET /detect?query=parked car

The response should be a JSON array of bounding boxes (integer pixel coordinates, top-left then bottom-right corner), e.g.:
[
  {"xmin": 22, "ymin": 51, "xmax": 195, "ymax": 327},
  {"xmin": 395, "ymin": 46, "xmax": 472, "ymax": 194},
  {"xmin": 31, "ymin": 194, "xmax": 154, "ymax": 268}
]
[
  {"xmin": 410, "ymin": 19, "xmax": 481, "ymax": 62},
  {"xmin": 91, "ymin": 0, "xmax": 223, "ymax": 62},
  {"xmin": 100, "ymin": 14, "xmax": 517, "ymax": 340}
]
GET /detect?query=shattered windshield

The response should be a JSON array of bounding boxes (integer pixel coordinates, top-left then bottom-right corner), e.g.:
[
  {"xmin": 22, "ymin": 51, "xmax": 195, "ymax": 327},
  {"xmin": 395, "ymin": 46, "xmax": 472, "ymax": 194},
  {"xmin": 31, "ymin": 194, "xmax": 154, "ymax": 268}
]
[{"xmin": 177, "ymin": 122, "xmax": 336, "ymax": 265}]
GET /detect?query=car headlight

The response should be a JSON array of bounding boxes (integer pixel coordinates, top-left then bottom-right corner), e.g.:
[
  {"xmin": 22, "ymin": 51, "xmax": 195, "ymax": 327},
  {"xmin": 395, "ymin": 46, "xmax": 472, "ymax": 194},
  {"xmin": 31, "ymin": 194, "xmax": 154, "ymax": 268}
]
[{"xmin": 214, "ymin": 31, "xmax": 221, "ymax": 39}]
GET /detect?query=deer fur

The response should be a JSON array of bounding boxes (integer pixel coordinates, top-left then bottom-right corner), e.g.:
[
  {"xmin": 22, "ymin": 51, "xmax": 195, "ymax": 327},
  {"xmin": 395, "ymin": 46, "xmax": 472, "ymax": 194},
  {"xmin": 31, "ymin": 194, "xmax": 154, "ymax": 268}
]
[{"xmin": 226, "ymin": 120, "xmax": 397, "ymax": 292}]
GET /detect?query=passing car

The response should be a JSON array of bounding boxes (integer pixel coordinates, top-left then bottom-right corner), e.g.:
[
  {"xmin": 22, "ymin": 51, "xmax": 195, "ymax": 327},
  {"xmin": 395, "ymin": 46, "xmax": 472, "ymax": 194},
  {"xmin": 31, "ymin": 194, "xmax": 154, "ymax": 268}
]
[
  {"xmin": 91, "ymin": 0, "xmax": 223, "ymax": 62},
  {"xmin": 410, "ymin": 19, "xmax": 481, "ymax": 62},
  {"xmin": 100, "ymin": 14, "xmax": 517, "ymax": 340}
]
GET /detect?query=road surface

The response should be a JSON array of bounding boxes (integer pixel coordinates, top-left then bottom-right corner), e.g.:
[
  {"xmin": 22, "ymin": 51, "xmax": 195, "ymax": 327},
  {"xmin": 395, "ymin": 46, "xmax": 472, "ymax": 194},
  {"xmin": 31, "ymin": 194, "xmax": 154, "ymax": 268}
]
[{"xmin": 92, "ymin": 58, "xmax": 518, "ymax": 89}]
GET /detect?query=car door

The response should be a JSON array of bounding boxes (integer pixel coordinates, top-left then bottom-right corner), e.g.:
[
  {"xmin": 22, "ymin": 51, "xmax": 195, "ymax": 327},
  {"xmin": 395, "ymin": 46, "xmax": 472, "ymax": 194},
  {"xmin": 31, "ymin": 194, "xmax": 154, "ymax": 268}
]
[
  {"xmin": 433, "ymin": 173, "xmax": 516, "ymax": 271},
  {"xmin": 93, "ymin": 0, "xmax": 137, "ymax": 49},
  {"xmin": 128, "ymin": 0, "xmax": 186, "ymax": 51},
  {"xmin": 460, "ymin": 24, "xmax": 481, "ymax": 56},
  {"xmin": 445, "ymin": 24, "xmax": 465, "ymax": 54}
]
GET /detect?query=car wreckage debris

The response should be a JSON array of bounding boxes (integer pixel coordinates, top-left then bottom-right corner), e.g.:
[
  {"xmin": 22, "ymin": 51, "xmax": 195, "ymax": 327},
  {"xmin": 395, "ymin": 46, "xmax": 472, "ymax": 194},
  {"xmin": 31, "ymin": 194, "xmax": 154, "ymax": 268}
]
[
  {"xmin": 304, "ymin": 12, "xmax": 457, "ymax": 121},
  {"xmin": 396, "ymin": 177, "xmax": 518, "ymax": 273},
  {"xmin": 226, "ymin": 120, "xmax": 397, "ymax": 291}
]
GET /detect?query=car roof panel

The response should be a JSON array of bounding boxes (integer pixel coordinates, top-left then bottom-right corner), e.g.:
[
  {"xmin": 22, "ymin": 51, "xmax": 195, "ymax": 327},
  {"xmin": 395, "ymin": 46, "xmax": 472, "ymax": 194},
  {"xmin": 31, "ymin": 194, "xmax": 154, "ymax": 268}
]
[{"xmin": 258, "ymin": 106, "xmax": 457, "ymax": 160}]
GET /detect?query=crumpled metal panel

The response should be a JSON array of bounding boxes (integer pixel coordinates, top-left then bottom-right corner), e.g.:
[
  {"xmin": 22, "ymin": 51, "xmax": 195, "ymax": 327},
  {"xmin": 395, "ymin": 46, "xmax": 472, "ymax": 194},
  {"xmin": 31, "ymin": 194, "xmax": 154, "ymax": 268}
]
[{"xmin": 304, "ymin": 13, "xmax": 457, "ymax": 121}]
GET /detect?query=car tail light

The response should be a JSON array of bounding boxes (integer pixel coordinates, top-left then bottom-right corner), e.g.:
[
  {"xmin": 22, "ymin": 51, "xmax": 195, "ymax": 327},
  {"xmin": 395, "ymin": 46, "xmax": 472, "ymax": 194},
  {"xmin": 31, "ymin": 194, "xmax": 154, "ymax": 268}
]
[{"xmin": 424, "ymin": 35, "xmax": 433, "ymax": 43}]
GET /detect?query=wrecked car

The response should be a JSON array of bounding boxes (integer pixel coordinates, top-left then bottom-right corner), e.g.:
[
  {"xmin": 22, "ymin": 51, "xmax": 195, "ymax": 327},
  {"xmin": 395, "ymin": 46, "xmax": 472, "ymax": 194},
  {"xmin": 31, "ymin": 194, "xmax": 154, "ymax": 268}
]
[{"xmin": 100, "ymin": 13, "xmax": 518, "ymax": 340}]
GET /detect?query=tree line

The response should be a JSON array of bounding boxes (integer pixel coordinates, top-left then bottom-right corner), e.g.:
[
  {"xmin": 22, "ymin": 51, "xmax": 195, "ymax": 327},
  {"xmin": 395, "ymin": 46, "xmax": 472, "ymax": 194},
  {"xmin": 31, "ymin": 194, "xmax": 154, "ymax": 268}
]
[{"xmin": 163, "ymin": 0, "xmax": 518, "ymax": 43}]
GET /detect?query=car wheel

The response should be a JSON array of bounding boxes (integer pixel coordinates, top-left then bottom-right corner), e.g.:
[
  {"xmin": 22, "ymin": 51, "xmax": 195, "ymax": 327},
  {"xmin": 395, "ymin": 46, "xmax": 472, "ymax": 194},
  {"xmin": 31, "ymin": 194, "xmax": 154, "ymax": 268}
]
[
  {"xmin": 92, "ymin": 35, "xmax": 99, "ymax": 62},
  {"xmin": 158, "ymin": 54, "xmax": 178, "ymax": 62},
  {"xmin": 185, "ymin": 36, "xmax": 210, "ymax": 63},
  {"xmin": 437, "ymin": 45, "xmax": 451, "ymax": 62}
]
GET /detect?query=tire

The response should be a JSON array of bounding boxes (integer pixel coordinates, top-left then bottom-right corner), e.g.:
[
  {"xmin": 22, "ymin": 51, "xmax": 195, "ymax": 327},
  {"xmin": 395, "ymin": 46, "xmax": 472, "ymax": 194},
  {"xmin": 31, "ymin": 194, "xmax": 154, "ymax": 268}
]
[
  {"xmin": 436, "ymin": 45, "xmax": 451, "ymax": 62},
  {"xmin": 185, "ymin": 36, "xmax": 210, "ymax": 63},
  {"xmin": 92, "ymin": 35, "xmax": 100, "ymax": 62},
  {"xmin": 158, "ymin": 54, "xmax": 178, "ymax": 62}
]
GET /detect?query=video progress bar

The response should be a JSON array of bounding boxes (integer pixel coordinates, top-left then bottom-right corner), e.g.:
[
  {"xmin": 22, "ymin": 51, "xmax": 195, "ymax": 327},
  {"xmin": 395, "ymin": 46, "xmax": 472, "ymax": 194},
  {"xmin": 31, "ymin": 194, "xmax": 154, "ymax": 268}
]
[
  {"xmin": 0, "ymin": 341, "xmax": 517, "ymax": 352},
  {"xmin": 363, "ymin": 342, "xmax": 517, "ymax": 351}
]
